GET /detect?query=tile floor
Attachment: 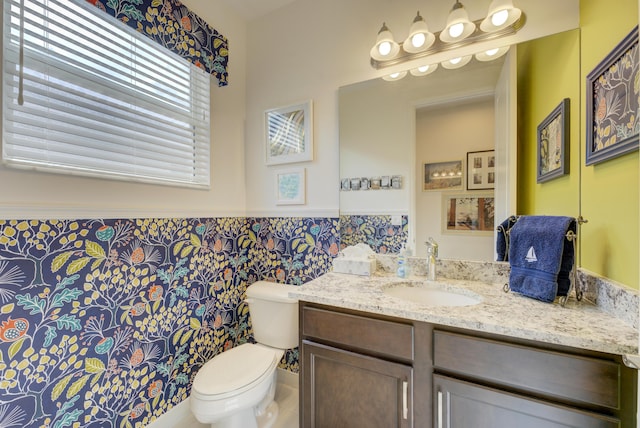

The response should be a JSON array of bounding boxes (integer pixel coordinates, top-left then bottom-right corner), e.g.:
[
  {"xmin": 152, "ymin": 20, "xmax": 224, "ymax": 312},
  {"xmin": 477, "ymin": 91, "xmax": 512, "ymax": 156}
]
[{"xmin": 272, "ymin": 370, "xmax": 299, "ymax": 428}]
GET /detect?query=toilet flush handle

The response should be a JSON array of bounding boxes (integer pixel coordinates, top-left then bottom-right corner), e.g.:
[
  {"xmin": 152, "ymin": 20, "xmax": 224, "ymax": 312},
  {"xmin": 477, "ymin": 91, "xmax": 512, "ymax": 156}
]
[{"xmin": 244, "ymin": 298, "xmax": 255, "ymax": 304}]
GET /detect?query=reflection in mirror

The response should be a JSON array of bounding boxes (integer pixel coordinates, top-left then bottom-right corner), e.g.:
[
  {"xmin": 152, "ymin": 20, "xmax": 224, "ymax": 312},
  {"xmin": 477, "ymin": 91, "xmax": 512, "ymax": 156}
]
[
  {"xmin": 339, "ymin": 56, "xmax": 508, "ymax": 260},
  {"xmin": 415, "ymin": 96, "xmax": 496, "ymax": 260}
]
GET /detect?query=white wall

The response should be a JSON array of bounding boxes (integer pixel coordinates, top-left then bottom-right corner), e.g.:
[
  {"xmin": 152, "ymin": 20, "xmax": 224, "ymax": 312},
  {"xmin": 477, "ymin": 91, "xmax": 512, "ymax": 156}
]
[
  {"xmin": 0, "ymin": 0, "xmax": 247, "ymax": 220},
  {"xmin": 244, "ymin": 0, "xmax": 580, "ymax": 218}
]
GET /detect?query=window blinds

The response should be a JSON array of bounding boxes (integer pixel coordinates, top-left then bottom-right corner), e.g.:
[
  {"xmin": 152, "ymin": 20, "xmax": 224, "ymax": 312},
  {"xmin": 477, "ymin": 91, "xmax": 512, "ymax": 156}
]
[{"xmin": 2, "ymin": 0, "xmax": 211, "ymax": 188}]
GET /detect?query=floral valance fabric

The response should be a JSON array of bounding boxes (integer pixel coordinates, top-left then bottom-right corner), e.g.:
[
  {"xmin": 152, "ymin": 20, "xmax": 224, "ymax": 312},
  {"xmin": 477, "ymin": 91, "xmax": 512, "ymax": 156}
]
[{"xmin": 86, "ymin": 0, "xmax": 229, "ymax": 86}]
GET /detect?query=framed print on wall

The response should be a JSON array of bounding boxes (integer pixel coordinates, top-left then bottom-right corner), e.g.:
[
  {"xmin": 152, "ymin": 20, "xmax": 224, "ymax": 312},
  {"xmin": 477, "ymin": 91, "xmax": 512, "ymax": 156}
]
[
  {"xmin": 423, "ymin": 160, "xmax": 463, "ymax": 191},
  {"xmin": 265, "ymin": 101, "xmax": 313, "ymax": 165},
  {"xmin": 537, "ymin": 98, "xmax": 570, "ymax": 183},
  {"xmin": 275, "ymin": 168, "xmax": 305, "ymax": 205},
  {"xmin": 586, "ymin": 26, "xmax": 639, "ymax": 165},
  {"xmin": 466, "ymin": 150, "xmax": 495, "ymax": 190},
  {"xmin": 442, "ymin": 193, "xmax": 495, "ymax": 235}
]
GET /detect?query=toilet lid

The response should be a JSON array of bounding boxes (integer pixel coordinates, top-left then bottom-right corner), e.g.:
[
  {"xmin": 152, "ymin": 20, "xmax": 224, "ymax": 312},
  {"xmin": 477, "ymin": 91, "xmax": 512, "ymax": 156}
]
[{"xmin": 192, "ymin": 344, "xmax": 278, "ymax": 396}]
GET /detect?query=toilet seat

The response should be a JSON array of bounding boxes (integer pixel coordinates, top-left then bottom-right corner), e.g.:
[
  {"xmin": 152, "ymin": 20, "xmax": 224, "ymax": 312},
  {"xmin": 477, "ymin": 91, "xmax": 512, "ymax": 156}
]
[{"xmin": 192, "ymin": 343, "xmax": 279, "ymax": 400}]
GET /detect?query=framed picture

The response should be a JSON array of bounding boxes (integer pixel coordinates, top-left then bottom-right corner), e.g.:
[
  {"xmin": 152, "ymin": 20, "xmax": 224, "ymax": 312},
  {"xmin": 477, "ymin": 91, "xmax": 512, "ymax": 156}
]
[
  {"xmin": 586, "ymin": 26, "xmax": 639, "ymax": 165},
  {"xmin": 370, "ymin": 177, "xmax": 381, "ymax": 190},
  {"xmin": 423, "ymin": 160, "xmax": 463, "ymax": 191},
  {"xmin": 466, "ymin": 150, "xmax": 495, "ymax": 190},
  {"xmin": 360, "ymin": 177, "xmax": 370, "ymax": 190},
  {"xmin": 442, "ymin": 193, "xmax": 495, "ymax": 235},
  {"xmin": 275, "ymin": 168, "xmax": 305, "ymax": 205},
  {"xmin": 340, "ymin": 178, "xmax": 350, "ymax": 191},
  {"xmin": 537, "ymin": 99, "xmax": 570, "ymax": 183},
  {"xmin": 265, "ymin": 101, "xmax": 313, "ymax": 165},
  {"xmin": 350, "ymin": 178, "xmax": 361, "ymax": 191}
]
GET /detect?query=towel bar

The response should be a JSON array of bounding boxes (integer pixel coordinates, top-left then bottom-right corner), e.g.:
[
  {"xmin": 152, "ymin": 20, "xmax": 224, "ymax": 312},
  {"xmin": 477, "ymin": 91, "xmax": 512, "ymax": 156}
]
[
  {"xmin": 559, "ymin": 230, "xmax": 583, "ymax": 306},
  {"xmin": 501, "ymin": 216, "xmax": 583, "ymax": 307}
]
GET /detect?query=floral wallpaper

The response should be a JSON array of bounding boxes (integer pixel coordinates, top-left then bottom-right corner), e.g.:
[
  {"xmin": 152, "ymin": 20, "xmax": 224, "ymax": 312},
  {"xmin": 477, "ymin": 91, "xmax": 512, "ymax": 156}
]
[
  {"xmin": 0, "ymin": 216, "xmax": 338, "ymax": 428},
  {"xmin": 86, "ymin": 0, "xmax": 229, "ymax": 86},
  {"xmin": 339, "ymin": 215, "xmax": 408, "ymax": 254}
]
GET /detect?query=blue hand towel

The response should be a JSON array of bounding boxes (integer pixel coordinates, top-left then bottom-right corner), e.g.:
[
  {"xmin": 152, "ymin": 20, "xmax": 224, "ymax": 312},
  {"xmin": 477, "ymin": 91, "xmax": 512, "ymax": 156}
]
[
  {"xmin": 508, "ymin": 216, "xmax": 576, "ymax": 303},
  {"xmin": 496, "ymin": 215, "xmax": 518, "ymax": 261}
]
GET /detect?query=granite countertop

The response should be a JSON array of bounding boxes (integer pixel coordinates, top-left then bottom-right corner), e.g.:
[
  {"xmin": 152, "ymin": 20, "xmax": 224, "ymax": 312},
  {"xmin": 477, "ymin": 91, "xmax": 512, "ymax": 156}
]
[{"xmin": 290, "ymin": 271, "xmax": 639, "ymax": 357}]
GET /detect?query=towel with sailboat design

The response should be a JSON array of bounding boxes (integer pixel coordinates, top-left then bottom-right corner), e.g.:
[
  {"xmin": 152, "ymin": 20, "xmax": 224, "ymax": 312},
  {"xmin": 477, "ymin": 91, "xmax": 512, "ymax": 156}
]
[{"xmin": 508, "ymin": 215, "xmax": 576, "ymax": 303}]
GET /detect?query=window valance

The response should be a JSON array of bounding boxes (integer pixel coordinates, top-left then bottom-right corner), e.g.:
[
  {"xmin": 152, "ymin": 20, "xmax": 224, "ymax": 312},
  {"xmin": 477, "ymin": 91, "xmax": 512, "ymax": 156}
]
[{"xmin": 86, "ymin": 0, "xmax": 229, "ymax": 86}]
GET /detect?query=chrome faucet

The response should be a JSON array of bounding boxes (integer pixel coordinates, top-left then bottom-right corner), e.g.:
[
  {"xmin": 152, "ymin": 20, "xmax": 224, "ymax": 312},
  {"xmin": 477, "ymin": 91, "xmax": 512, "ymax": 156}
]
[{"xmin": 425, "ymin": 237, "xmax": 438, "ymax": 281}]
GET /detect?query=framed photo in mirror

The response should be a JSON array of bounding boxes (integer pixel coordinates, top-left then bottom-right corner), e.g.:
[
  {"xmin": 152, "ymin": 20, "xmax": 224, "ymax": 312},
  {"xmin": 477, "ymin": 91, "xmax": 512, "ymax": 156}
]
[
  {"xmin": 265, "ymin": 101, "xmax": 313, "ymax": 165},
  {"xmin": 466, "ymin": 150, "xmax": 495, "ymax": 190},
  {"xmin": 442, "ymin": 193, "xmax": 495, "ymax": 235},
  {"xmin": 537, "ymin": 98, "xmax": 569, "ymax": 183},
  {"xmin": 423, "ymin": 160, "xmax": 463, "ymax": 191}
]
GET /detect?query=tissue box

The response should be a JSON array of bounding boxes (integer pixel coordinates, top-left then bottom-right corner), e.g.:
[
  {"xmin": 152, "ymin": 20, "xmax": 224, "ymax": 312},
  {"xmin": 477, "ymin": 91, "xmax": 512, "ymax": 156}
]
[{"xmin": 332, "ymin": 257, "xmax": 377, "ymax": 276}]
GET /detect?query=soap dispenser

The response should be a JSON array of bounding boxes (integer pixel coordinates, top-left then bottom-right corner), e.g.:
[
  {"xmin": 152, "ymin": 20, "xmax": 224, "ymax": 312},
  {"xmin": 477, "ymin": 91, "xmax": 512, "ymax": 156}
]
[{"xmin": 397, "ymin": 244, "xmax": 410, "ymax": 278}]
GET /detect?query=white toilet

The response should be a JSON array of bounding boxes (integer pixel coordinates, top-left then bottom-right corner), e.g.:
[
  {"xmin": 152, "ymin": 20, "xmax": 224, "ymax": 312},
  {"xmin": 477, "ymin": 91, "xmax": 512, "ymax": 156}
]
[{"xmin": 190, "ymin": 281, "xmax": 299, "ymax": 428}]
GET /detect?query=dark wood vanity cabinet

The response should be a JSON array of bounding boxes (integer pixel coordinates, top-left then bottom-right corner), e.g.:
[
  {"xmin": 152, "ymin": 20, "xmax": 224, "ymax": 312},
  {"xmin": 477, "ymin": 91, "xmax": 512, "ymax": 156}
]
[
  {"xmin": 299, "ymin": 302, "xmax": 433, "ymax": 427},
  {"xmin": 299, "ymin": 302, "xmax": 637, "ymax": 428},
  {"xmin": 433, "ymin": 330, "xmax": 635, "ymax": 428}
]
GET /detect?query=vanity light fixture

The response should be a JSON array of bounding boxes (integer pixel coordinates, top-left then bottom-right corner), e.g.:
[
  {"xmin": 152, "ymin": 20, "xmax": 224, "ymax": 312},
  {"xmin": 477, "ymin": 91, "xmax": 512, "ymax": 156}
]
[
  {"xmin": 440, "ymin": 1, "xmax": 476, "ymax": 43},
  {"xmin": 370, "ymin": 0, "xmax": 524, "ymax": 74},
  {"xmin": 409, "ymin": 63, "xmax": 438, "ymax": 77},
  {"xmin": 403, "ymin": 12, "xmax": 435, "ymax": 53},
  {"xmin": 370, "ymin": 22, "xmax": 400, "ymax": 61},
  {"xmin": 475, "ymin": 45, "xmax": 510, "ymax": 61},
  {"xmin": 480, "ymin": 0, "xmax": 522, "ymax": 32},
  {"xmin": 382, "ymin": 70, "xmax": 408, "ymax": 81},
  {"xmin": 441, "ymin": 55, "xmax": 472, "ymax": 69}
]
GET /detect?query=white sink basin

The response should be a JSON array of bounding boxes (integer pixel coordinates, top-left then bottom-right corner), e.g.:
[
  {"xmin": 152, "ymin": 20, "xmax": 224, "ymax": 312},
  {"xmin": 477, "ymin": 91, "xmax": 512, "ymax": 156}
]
[{"xmin": 384, "ymin": 283, "xmax": 481, "ymax": 307}]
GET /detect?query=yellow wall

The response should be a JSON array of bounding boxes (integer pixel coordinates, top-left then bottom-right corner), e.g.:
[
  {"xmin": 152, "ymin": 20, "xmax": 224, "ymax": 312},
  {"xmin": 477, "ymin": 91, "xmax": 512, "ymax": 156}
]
[
  {"xmin": 518, "ymin": 0, "xmax": 639, "ymax": 288},
  {"xmin": 517, "ymin": 30, "xmax": 581, "ymax": 217},
  {"xmin": 580, "ymin": 0, "xmax": 639, "ymax": 288}
]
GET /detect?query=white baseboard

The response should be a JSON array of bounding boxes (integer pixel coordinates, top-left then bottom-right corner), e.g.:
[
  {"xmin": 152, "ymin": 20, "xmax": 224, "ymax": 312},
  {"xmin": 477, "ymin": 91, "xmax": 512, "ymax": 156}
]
[{"xmin": 276, "ymin": 368, "xmax": 299, "ymax": 389}]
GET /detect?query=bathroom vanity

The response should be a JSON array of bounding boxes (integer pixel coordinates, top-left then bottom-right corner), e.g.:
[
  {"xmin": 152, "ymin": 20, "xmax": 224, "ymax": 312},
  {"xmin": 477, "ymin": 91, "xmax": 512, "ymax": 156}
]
[{"xmin": 293, "ymin": 265, "xmax": 638, "ymax": 428}]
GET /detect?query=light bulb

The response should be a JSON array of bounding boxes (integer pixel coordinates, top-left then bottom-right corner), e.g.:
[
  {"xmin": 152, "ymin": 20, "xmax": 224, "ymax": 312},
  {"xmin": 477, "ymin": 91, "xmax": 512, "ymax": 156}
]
[
  {"xmin": 411, "ymin": 33, "xmax": 426, "ymax": 49},
  {"xmin": 378, "ymin": 41, "xmax": 392, "ymax": 56},
  {"xmin": 450, "ymin": 57, "xmax": 462, "ymax": 65},
  {"xmin": 486, "ymin": 48, "xmax": 500, "ymax": 56},
  {"xmin": 418, "ymin": 65, "xmax": 430, "ymax": 73},
  {"xmin": 448, "ymin": 22, "xmax": 464, "ymax": 39},
  {"xmin": 491, "ymin": 9, "xmax": 509, "ymax": 27}
]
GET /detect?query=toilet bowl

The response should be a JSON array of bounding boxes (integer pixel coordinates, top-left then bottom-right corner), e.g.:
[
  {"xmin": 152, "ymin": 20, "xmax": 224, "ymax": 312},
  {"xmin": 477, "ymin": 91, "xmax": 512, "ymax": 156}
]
[
  {"xmin": 190, "ymin": 281, "xmax": 299, "ymax": 428},
  {"xmin": 191, "ymin": 343, "xmax": 283, "ymax": 428}
]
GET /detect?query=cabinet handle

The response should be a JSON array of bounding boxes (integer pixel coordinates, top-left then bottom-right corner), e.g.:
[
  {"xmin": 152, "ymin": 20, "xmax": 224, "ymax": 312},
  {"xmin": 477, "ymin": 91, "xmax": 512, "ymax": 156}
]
[
  {"xmin": 402, "ymin": 380, "xmax": 409, "ymax": 420},
  {"xmin": 437, "ymin": 390, "xmax": 443, "ymax": 428}
]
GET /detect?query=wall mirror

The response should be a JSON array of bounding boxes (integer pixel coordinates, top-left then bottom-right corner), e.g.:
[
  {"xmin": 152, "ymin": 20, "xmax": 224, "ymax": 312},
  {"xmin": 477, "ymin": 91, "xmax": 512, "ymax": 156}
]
[{"xmin": 339, "ymin": 30, "xmax": 580, "ymax": 262}]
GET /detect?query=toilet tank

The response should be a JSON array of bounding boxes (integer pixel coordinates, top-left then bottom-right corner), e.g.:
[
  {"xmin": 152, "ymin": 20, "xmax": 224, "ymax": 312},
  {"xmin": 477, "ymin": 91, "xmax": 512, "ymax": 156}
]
[{"xmin": 245, "ymin": 281, "xmax": 299, "ymax": 349}]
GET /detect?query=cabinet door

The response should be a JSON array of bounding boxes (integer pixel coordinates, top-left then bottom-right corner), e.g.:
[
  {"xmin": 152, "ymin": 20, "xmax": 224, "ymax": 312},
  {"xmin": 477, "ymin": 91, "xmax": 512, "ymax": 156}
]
[
  {"xmin": 301, "ymin": 340, "xmax": 412, "ymax": 428},
  {"xmin": 434, "ymin": 375, "xmax": 620, "ymax": 428}
]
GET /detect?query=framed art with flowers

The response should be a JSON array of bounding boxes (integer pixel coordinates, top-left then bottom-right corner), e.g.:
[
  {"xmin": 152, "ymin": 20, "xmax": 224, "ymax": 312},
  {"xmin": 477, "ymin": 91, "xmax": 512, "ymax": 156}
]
[
  {"xmin": 537, "ymin": 98, "xmax": 569, "ymax": 183},
  {"xmin": 586, "ymin": 26, "xmax": 639, "ymax": 165}
]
